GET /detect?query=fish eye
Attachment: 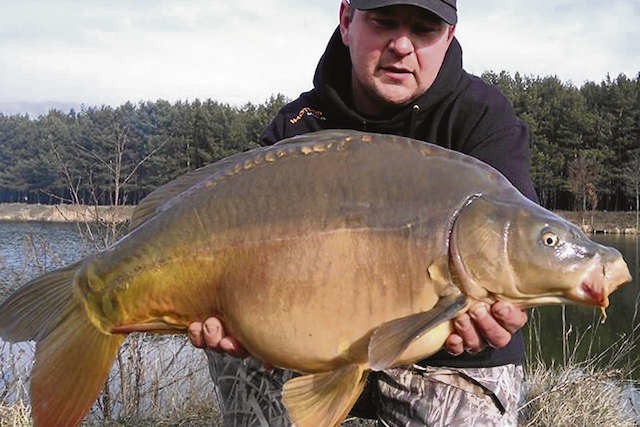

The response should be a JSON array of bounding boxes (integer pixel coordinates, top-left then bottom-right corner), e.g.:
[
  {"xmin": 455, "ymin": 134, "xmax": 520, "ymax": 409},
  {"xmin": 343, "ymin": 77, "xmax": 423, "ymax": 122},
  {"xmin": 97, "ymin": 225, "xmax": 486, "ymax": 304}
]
[{"xmin": 541, "ymin": 231, "xmax": 559, "ymax": 247}]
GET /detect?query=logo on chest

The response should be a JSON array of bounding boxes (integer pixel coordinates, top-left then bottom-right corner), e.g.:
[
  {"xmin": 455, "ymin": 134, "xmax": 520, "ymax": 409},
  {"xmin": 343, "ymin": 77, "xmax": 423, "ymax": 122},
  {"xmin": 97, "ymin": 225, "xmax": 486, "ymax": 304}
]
[{"xmin": 289, "ymin": 107, "xmax": 326, "ymax": 124}]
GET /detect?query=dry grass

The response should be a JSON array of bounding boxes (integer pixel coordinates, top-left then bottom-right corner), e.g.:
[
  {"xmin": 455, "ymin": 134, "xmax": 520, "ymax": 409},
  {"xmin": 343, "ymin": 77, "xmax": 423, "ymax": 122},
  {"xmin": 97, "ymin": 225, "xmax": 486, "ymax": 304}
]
[
  {"xmin": 0, "ymin": 401, "xmax": 31, "ymax": 427},
  {"xmin": 201, "ymin": 352, "xmax": 377, "ymax": 426},
  {"xmin": 2, "ymin": 323, "xmax": 638, "ymax": 427},
  {"xmin": 84, "ymin": 334, "xmax": 219, "ymax": 425},
  {"xmin": 95, "ymin": 400, "xmax": 221, "ymax": 427},
  {"xmin": 519, "ymin": 362, "xmax": 636, "ymax": 426},
  {"xmin": 520, "ymin": 305, "xmax": 640, "ymax": 426},
  {"xmin": 0, "ymin": 335, "xmax": 220, "ymax": 427}
]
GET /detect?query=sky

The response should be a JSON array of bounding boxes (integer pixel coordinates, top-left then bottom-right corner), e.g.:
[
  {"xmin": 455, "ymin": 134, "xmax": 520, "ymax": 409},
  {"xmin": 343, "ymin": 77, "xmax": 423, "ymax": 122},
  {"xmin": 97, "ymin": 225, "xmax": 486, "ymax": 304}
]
[{"xmin": 0, "ymin": 0, "xmax": 638, "ymax": 116}]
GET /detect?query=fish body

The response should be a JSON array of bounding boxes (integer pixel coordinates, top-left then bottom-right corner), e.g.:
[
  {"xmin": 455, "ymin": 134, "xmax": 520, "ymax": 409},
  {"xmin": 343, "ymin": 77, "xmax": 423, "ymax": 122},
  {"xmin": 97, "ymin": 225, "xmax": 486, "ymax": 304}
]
[{"xmin": 0, "ymin": 130, "xmax": 632, "ymax": 427}]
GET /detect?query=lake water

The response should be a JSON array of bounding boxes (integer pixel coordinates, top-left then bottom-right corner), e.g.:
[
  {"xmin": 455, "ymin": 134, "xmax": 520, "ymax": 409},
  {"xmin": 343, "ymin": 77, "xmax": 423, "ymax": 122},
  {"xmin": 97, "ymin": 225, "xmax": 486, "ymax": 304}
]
[
  {"xmin": 0, "ymin": 221, "xmax": 638, "ymax": 417},
  {"xmin": 0, "ymin": 222, "xmax": 89, "ymax": 282}
]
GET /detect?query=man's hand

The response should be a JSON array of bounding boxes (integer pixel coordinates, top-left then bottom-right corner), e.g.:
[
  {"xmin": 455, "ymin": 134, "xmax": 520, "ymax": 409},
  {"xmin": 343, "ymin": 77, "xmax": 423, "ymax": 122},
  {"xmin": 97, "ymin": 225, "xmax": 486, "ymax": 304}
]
[
  {"xmin": 187, "ymin": 300, "xmax": 527, "ymax": 358},
  {"xmin": 188, "ymin": 317, "xmax": 248, "ymax": 358},
  {"xmin": 444, "ymin": 301, "xmax": 527, "ymax": 355}
]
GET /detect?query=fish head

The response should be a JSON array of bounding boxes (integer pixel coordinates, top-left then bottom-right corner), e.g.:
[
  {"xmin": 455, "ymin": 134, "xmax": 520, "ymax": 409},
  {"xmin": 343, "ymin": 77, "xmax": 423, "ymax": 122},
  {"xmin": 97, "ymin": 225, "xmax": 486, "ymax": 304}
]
[{"xmin": 449, "ymin": 195, "xmax": 632, "ymax": 309}]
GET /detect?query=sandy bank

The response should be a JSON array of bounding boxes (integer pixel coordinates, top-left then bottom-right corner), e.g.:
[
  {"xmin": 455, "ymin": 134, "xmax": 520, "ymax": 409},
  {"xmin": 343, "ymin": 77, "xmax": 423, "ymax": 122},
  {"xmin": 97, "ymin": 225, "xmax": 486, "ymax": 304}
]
[
  {"xmin": 0, "ymin": 203, "xmax": 134, "ymax": 223},
  {"xmin": 556, "ymin": 210, "xmax": 639, "ymax": 235}
]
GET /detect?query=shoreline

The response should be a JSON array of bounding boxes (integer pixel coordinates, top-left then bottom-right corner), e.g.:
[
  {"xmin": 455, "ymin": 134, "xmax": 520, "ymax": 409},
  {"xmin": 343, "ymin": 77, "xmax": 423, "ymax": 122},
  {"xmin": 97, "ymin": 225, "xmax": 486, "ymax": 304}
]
[
  {"xmin": 0, "ymin": 203, "xmax": 134, "ymax": 224},
  {"xmin": 555, "ymin": 210, "xmax": 639, "ymax": 235},
  {"xmin": 0, "ymin": 203, "xmax": 637, "ymax": 234}
]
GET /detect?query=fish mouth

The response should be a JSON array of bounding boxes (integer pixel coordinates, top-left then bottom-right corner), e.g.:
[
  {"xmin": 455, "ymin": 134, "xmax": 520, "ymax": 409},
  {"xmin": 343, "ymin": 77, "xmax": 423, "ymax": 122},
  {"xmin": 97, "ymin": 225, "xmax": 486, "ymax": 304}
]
[{"xmin": 570, "ymin": 255, "xmax": 632, "ymax": 308}]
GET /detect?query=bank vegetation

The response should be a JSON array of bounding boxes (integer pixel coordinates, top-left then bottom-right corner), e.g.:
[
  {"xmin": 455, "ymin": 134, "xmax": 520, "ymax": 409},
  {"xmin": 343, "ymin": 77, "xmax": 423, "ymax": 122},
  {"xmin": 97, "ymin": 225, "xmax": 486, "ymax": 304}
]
[{"xmin": 0, "ymin": 72, "xmax": 639, "ymax": 214}]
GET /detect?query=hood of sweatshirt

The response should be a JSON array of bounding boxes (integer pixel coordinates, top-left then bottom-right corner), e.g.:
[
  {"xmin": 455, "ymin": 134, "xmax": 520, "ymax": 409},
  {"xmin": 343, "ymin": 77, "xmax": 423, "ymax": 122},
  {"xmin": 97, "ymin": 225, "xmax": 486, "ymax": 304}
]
[{"xmin": 312, "ymin": 28, "xmax": 465, "ymax": 136}]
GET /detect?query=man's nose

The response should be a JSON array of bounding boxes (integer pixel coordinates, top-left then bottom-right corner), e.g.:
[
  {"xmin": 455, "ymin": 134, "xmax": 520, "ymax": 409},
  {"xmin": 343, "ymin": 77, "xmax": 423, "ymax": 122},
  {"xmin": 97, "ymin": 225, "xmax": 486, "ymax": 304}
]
[{"xmin": 388, "ymin": 32, "xmax": 414, "ymax": 56}]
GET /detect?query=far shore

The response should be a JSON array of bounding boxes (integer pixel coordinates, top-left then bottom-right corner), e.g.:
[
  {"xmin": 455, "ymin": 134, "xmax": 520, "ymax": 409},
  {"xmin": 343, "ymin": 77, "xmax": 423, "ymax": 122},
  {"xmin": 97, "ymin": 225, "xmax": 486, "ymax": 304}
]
[
  {"xmin": 555, "ymin": 210, "xmax": 639, "ymax": 235},
  {"xmin": 0, "ymin": 203, "xmax": 637, "ymax": 234},
  {"xmin": 0, "ymin": 203, "xmax": 134, "ymax": 224}
]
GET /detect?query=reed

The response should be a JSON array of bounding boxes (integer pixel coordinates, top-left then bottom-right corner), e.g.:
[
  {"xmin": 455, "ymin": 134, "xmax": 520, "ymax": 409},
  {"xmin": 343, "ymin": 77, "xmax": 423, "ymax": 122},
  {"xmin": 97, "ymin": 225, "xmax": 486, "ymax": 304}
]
[
  {"xmin": 0, "ymin": 400, "xmax": 30, "ymax": 427},
  {"xmin": 0, "ymin": 327, "xmax": 220, "ymax": 426},
  {"xmin": 519, "ymin": 305, "xmax": 640, "ymax": 425}
]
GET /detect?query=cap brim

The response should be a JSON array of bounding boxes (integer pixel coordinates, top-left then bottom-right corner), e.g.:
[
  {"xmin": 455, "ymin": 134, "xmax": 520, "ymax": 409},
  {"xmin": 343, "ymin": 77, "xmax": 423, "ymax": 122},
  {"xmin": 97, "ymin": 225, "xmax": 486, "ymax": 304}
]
[{"xmin": 350, "ymin": 0, "xmax": 457, "ymax": 25}]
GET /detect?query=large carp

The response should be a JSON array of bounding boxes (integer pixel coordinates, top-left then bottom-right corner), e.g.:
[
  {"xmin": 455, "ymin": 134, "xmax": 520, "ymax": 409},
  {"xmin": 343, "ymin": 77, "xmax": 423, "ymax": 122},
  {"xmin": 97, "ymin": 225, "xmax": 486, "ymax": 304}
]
[{"xmin": 0, "ymin": 130, "xmax": 632, "ymax": 427}]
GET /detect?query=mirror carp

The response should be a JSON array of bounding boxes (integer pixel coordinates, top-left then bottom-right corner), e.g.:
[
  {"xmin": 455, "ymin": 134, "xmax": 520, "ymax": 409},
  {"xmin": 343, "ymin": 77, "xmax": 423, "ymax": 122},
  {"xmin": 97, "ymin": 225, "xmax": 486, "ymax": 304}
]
[{"xmin": 0, "ymin": 130, "xmax": 632, "ymax": 427}]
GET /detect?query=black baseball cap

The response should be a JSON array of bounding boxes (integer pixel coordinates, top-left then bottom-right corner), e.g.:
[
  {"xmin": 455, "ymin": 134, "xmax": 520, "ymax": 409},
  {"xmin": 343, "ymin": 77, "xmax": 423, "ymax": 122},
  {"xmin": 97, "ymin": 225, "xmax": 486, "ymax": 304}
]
[{"xmin": 349, "ymin": 0, "xmax": 457, "ymax": 25}]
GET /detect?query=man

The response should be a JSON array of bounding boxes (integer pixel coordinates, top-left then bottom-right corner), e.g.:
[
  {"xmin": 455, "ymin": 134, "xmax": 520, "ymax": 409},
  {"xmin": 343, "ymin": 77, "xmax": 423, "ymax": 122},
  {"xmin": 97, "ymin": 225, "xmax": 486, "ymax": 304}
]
[{"xmin": 189, "ymin": 0, "xmax": 534, "ymax": 425}]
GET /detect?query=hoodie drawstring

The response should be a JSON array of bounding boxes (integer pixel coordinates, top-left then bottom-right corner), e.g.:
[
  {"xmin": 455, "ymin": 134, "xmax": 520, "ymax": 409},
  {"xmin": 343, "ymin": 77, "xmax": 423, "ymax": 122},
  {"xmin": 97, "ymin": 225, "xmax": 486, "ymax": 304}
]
[{"xmin": 408, "ymin": 104, "xmax": 420, "ymax": 138}]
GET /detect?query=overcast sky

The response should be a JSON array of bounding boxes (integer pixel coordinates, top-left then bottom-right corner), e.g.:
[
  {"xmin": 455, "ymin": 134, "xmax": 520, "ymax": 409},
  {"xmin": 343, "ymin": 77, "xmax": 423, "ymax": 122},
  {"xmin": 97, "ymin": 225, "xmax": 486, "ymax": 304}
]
[{"xmin": 1, "ymin": 0, "xmax": 638, "ymax": 116}]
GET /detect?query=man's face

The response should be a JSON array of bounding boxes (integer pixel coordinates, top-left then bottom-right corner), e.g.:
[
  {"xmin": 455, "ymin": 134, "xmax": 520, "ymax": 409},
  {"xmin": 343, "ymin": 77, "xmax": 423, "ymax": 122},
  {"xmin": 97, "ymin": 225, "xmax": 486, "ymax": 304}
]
[{"xmin": 339, "ymin": 3, "xmax": 455, "ymax": 116}]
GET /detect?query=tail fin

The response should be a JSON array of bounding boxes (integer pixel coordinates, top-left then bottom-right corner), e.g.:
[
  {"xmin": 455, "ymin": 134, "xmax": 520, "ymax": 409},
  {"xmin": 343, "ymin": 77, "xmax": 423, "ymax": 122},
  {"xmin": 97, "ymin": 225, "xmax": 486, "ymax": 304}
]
[
  {"xmin": 0, "ymin": 262, "xmax": 81, "ymax": 342},
  {"xmin": 0, "ymin": 263, "xmax": 124, "ymax": 427}
]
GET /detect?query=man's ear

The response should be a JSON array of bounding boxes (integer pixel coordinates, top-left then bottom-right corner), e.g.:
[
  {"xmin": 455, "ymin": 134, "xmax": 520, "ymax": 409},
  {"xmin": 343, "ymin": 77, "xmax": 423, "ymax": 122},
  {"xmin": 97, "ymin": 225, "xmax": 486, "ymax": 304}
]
[
  {"xmin": 447, "ymin": 25, "xmax": 456, "ymax": 42},
  {"xmin": 339, "ymin": 0, "xmax": 351, "ymax": 46}
]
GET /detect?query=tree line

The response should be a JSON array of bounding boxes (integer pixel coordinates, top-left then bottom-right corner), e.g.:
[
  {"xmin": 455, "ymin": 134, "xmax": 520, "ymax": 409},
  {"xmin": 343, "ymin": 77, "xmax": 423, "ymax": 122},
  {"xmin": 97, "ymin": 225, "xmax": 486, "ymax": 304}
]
[
  {"xmin": 0, "ymin": 95, "xmax": 287, "ymax": 206},
  {"xmin": 484, "ymin": 71, "xmax": 639, "ymax": 212},
  {"xmin": 0, "ymin": 72, "xmax": 638, "ymax": 211}
]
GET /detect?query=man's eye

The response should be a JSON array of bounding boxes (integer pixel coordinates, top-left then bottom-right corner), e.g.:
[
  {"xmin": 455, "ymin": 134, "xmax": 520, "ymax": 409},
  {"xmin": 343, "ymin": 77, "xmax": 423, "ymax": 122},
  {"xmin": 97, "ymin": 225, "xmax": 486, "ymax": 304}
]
[
  {"xmin": 413, "ymin": 24, "xmax": 440, "ymax": 35},
  {"xmin": 372, "ymin": 17, "xmax": 396, "ymax": 28}
]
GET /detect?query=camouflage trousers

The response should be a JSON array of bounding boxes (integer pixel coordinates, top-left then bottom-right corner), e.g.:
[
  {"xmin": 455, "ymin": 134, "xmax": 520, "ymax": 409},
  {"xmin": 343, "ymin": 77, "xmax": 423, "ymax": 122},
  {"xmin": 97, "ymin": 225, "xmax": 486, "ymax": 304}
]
[
  {"xmin": 205, "ymin": 350, "xmax": 524, "ymax": 427},
  {"xmin": 376, "ymin": 364, "xmax": 523, "ymax": 427}
]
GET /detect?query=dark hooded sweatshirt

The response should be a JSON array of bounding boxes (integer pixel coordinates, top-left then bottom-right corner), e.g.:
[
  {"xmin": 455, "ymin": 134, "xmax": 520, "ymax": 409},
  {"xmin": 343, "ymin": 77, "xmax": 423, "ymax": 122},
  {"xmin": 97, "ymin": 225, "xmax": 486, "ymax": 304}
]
[{"xmin": 260, "ymin": 29, "xmax": 537, "ymax": 369}]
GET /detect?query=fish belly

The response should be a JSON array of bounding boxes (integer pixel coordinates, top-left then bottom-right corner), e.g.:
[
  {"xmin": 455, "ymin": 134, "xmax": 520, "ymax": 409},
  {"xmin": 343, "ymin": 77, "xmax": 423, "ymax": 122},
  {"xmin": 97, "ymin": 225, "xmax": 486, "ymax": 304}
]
[{"xmin": 216, "ymin": 228, "xmax": 444, "ymax": 372}]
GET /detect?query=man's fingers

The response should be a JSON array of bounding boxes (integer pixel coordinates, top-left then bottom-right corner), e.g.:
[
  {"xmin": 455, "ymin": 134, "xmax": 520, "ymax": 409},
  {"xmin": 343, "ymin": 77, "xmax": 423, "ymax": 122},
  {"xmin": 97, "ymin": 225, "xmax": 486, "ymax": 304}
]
[
  {"xmin": 453, "ymin": 312, "xmax": 485, "ymax": 353},
  {"xmin": 219, "ymin": 337, "xmax": 250, "ymax": 358},
  {"xmin": 188, "ymin": 321, "xmax": 205, "ymax": 348},
  {"xmin": 491, "ymin": 301, "xmax": 528, "ymax": 333},
  {"xmin": 202, "ymin": 317, "xmax": 225, "ymax": 349},
  {"xmin": 188, "ymin": 318, "xmax": 249, "ymax": 358},
  {"xmin": 444, "ymin": 333, "xmax": 464, "ymax": 356},
  {"xmin": 469, "ymin": 303, "xmax": 512, "ymax": 349}
]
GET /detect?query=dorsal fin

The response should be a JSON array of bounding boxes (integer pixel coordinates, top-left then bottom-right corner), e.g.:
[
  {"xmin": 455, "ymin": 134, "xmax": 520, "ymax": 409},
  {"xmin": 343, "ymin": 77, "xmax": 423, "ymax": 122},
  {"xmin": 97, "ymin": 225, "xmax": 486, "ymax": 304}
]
[
  {"xmin": 129, "ymin": 130, "xmax": 362, "ymax": 231},
  {"xmin": 129, "ymin": 150, "xmax": 252, "ymax": 230},
  {"xmin": 273, "ymin": 129, "xmax": 355, "ymax": 146}
]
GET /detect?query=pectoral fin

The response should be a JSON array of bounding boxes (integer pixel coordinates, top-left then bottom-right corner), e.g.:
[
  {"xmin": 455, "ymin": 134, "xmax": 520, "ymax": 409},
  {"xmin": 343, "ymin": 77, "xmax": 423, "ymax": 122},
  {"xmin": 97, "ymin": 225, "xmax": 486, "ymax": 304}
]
[
  {"xmin": 111, "ymin": 319, "xmax": 188, "ymax": 334},
  {"xmin": 368, "ymin": 293, "xmax": 467, "ymax": 371},
  {"xmin": 282, "ymin": 364, "xmax": 368, "ymax": 427}
]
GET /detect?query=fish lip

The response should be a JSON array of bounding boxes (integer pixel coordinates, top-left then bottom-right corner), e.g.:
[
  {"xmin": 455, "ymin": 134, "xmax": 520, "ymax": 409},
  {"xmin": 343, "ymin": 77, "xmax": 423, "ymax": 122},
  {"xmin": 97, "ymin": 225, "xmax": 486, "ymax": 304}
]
[
  {"xmin": 580, "ymin": 280, "xmax": 607, "ymax": 307},
  {"xmin": 570, "ymin": 254, "xmax": 608, "ymax": 307},
  {"xmin": 572, "ymin": 253, "xmax": 632, "ymax": 308}
]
